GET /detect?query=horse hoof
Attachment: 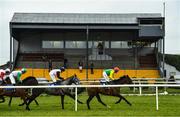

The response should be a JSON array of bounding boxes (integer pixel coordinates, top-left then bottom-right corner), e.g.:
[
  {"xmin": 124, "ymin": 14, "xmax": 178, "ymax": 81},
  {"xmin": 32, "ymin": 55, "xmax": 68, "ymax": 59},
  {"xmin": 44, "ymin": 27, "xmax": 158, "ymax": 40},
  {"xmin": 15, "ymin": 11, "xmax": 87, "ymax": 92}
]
[
  {"xmin": 107, "ymin": 105, "xmax": 111, "ymax": 108},
  {"xmin": 26, "ymin": 107, "xmax": 30, "ymax": 111}
]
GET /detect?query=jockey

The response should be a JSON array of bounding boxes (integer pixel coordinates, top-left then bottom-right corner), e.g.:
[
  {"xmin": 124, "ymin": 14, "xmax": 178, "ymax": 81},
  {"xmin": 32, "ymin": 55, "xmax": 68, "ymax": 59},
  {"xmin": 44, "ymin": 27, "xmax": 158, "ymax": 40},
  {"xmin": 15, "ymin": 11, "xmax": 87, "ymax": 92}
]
[
  {"xmin": 0, "ymin": 68, "xmax": 11, "ymax": 83},
  {"xmin": 9, "ymin": 68, "xmax": 27, "ymax": 85},
  {"xmin": 101, "ymin": 67, "xmax": 120, "ymax": 85},
  {"xmin": 49, "ymin": 67, "xmax": 65, "ymax": 84}
]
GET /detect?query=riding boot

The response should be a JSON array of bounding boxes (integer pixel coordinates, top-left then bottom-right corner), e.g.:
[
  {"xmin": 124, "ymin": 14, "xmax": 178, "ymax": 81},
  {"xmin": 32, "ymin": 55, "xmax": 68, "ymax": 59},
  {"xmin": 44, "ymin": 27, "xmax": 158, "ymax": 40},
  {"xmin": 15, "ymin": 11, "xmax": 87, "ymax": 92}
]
[{"xmin": 54, "ymin": 82, "xmax": 59, "ymax": 85}]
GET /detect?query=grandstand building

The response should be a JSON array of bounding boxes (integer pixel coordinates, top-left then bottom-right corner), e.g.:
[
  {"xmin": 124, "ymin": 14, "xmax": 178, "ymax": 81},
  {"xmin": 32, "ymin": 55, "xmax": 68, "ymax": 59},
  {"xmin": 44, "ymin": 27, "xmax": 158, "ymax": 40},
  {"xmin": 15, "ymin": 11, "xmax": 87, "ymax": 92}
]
[{"xmin": 9, "ymin": 13, "xmax": 165, "ymax": 80}]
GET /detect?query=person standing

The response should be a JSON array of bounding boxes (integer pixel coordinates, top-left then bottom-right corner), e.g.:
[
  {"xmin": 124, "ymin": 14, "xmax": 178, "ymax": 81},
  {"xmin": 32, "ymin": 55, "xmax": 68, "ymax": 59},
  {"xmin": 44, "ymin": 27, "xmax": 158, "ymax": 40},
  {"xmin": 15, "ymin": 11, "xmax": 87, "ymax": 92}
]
[
  {"xmin": 63, "ymin": 58, "xmax": 68, "ymax": 69},
  {"xmin": 97, "ymin": 41, "xmax": 103, "ymax": 55},
  {"xmin": 78, "ymin": 60, "xmax": 83, "ymax": 73},
  {"xmin": 90, "ymin": 62, "xmax": 94, "ymax": 74},
  {"xmin": 48, "ymin": 59, "xmax": 52, "ymax": 72}
]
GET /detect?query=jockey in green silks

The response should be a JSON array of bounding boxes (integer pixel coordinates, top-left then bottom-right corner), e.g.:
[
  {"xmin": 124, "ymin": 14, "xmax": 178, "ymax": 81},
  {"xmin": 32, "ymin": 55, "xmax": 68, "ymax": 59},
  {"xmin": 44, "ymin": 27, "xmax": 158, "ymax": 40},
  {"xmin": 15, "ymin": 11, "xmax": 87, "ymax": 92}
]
[
  {"xmin": 9, "ymin": 68, "xmax": 27, "ymax": 85},
  {"xmin": 100, "ymin": 67, "xmax": 120, "ymax": 85}
]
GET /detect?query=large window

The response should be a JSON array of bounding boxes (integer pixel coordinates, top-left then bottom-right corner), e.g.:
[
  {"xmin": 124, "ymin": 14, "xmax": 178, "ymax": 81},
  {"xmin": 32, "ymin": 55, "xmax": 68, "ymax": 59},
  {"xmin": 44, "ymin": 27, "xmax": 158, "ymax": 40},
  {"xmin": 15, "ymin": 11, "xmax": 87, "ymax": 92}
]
[
  {"xmin": 111, "ymin": 41, "xmax": 130, "ymax": 48},
  {"xmin": 65, "ymin": 41, "xmax": 86, "ymax": 48},
  {"xmin": 88, "ymin": 41, "xmax": 109, "ymax": 48},
  {"xmin": 42, "ymin": 41, "xmax": 64, "ymax": 48}
]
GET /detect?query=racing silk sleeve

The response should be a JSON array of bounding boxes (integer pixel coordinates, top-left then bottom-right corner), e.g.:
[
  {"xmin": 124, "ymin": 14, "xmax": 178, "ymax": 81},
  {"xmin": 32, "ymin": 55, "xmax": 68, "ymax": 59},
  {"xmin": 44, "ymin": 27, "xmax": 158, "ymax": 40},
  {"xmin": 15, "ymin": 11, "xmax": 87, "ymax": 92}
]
[
  {"xmin": 0, "ymin": 71, "xmax": 5, "ymax": 80},
  {"xmin": 109, "ymin": 70, "xmax": 115, "ymax": 80},
  {"xmin": 104, "ymin": 69, "xmax": 110, "ymax": 76},
  {"xmin": 17, "ymin": 72, "xmax": 22, "ymax": 82}
]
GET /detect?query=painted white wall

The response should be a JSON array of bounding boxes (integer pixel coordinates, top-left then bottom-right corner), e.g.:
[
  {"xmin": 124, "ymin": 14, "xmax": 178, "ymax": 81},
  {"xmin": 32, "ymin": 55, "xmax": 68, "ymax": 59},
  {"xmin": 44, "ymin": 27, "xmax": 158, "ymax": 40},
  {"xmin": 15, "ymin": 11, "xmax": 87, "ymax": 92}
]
[{"xmin": 164, "ymin": 63, "xmax": 180, "ymax": 78}]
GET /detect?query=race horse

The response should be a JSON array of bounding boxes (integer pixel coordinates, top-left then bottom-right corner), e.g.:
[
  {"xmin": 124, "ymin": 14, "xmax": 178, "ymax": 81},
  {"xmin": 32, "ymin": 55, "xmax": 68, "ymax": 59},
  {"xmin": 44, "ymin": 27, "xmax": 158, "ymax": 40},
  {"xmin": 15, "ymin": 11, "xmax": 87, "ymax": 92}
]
[
  {"xmin": 0, "ymin": 76, "xmax": 39, "ymax": 106},
  {"xmin": 0, "ymin": 77, "xmax": 31, "ymax": 110},
  {"xmin": 86, "ymin": 75, "xmax": 133, "ymax": 109},
  {"xmin": 23, "ymin": 74, "xmax": 84, "ymax": 110}
]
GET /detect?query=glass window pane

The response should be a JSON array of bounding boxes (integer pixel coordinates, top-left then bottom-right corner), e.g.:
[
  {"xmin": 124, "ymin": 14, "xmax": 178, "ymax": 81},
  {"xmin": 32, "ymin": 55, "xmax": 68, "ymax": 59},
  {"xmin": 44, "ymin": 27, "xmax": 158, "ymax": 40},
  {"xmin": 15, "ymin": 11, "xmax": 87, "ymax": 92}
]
[
  {"xmin": 105, "ymin": 41, "xmax": 109, "ymax": 48},
  {"xmin": 42, "ymin": 41, "xmax": 63, "ymax": 48},
  {"xmin": 65, "ymin": 41, "xmax": 86, "ymax": 48},
  {"xmin": 111, "ymin": 41, "xmax": 121, "ymax": 48},
  {"xmin": 88, "ymin": 41, "xmax": 92, "ymax": 48}
]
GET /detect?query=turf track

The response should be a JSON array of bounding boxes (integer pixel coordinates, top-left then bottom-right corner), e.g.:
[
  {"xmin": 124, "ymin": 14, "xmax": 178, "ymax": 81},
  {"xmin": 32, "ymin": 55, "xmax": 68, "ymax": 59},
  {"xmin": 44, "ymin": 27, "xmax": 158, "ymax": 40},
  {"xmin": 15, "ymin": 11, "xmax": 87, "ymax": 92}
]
[{"xmin": 0, "ymin": 93, "xmax": 180, "ymax": 116}]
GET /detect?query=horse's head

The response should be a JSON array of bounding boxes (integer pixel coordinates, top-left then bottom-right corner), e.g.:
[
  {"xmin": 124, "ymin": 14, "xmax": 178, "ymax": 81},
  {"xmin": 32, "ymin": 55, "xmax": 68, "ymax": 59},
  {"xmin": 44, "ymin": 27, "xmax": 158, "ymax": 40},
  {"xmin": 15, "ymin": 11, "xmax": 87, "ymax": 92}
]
[
  {"xmin": 68, "ymin": 74, "xmax": 81, "ymax": 85},
  {"xmin": 119, "ymin": 75, "xmax": 133, "ymax": 90},
  {"xmin": 120, "ymin": 75, "xmax": 133, "ymax": 84},
  {"xmin": 113, "ymin": 75, "xmax": 133, "ymax": 85}
]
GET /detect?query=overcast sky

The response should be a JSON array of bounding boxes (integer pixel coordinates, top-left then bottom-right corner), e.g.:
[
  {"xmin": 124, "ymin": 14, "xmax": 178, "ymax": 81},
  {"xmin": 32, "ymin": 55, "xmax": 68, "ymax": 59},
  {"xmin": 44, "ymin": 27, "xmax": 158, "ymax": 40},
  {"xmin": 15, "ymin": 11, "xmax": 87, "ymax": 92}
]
[{"xmin": 0, "ymin": 0, "xmax": 179, "ymax": 64}]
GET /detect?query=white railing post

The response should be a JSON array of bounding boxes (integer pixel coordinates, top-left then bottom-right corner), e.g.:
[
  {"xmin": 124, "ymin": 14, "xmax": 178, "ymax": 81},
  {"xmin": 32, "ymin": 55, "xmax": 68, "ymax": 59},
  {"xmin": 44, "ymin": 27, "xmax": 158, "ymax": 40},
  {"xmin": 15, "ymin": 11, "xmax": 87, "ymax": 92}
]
[
  {"xmin": 75, "ymin": 86, "xmax": 78, "ymax": 111},
  {"xmin": 133, "ymin": 81, "xmax": 136, "ymax": 93},
  {"xmin": 139, "ymin": 80, "xmax": 142, "ymax": 95},
  {"xmin": 156, "ymin": 86, "xmax": 159, "ymax": 110}
]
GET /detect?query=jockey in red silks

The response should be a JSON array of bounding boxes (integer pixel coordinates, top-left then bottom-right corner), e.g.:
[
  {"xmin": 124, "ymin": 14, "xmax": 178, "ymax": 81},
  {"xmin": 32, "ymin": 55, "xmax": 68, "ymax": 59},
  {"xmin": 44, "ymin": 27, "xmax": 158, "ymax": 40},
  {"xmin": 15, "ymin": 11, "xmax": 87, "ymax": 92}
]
[
  {"xmin": 0, "ymin": 68, "xmax": 10, "ymax": 82},
  {"xmin": 49, "ymin": 67, "xmax": 65, "ymax": 84}
]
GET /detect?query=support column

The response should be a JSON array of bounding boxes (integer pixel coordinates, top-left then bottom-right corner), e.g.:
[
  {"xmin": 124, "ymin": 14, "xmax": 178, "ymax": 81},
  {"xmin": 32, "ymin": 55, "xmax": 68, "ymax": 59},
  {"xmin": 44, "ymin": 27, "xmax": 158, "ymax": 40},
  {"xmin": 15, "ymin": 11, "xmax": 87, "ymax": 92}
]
[
  {"xmin": 162, "ymin": 18, "xmax": 165, "ymax": 78},
  {"xmin": 9, "ymin": 23, "xmax": 13, "ymax": 70},
  {"xmin": 86, "ymin": 26, "xmax": 89, "ymax": 80}
]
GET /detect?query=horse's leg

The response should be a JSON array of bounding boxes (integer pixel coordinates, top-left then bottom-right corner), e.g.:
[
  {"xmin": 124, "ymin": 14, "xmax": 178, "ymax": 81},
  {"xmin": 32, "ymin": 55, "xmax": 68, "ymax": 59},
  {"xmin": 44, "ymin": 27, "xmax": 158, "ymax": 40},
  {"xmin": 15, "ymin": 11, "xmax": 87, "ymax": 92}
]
[
  {"xmin": 65, "ymin": 93, "xmax": 83, "ymax": 104},
  {"xmin": 61, "ymin": 95, "xmax": 65, "ymax": 109},
  {"xmin": 8, "ymin": 97, "xmax": 13, "ymax": 106},
  {"xmin": 115, "ymin": 94, "xmax": 132, "ymax": 106},
  {"xmin": 115, "ymin": 97, "xmax": 122, "ymax": 104},
  {"xmin": 96, "ymin": 94, "xmax": 110, "ymax": 108},
  {"xmin": 0, "ymin": 96, "xmax": 5, "ymax": 103},
  {"xmin": 87, "ymin": 95, "xmax": 94, "ymax": 110},
  {"xmin": 20, "ymin": 96, "xmax": 30, "ymax": 111},
  {"xmin": 34, "ymin": 99, "xmax": 39, "ymax": 106},
  {"xmin": 26, "ymin": 89, "xmax": 43, "ymax": 109},
  {"xmin": 26, "ymin": 89, "xmax": 44, "ymax": 109},
  {"xmin": 19, "ymin": 98, "xmax": 39, "ymax": 106}
]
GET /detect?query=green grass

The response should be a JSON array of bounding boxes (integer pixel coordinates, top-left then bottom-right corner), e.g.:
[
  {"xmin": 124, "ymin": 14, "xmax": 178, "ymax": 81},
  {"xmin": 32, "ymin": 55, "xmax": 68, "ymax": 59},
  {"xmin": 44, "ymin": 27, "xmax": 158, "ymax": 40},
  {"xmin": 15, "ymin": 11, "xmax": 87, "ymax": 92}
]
[{"xmin": 0, "ymin": 93, "xmax": 180, "ymax": 116}]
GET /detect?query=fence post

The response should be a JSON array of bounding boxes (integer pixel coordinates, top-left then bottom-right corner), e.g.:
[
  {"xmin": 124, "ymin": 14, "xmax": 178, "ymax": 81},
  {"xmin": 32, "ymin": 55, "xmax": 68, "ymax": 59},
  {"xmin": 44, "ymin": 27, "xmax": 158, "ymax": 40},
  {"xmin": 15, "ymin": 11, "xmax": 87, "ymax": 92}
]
[
  {"xmin": 133, "ymin": 81, "xmax": 136, "ymax": 93},
  {"xmin": 156, "ymin": 86, "xmax": 159, "ymax": 110},
  {"xmin": 75, "ymin": 86, "xmax": 78, "ymax": 111},
  {"xmin": 139, "ymin": 80, "xmax": 142, "ymax": 95}
]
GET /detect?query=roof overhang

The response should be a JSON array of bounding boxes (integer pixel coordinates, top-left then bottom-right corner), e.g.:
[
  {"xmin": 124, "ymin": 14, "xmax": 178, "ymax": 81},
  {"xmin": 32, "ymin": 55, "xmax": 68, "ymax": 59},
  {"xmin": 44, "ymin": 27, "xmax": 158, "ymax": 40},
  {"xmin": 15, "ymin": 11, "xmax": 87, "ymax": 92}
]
[{"xmin": 11, "ymin": 23, "xmax": 139, "ymax": 30}]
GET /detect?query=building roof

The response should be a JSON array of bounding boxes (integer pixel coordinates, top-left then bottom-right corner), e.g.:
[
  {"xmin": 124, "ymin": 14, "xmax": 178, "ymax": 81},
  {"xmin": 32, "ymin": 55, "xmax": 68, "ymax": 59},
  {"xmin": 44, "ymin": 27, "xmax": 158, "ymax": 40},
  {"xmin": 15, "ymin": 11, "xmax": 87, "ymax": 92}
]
[{"xmin": 11, "ymin": 13, "xmax": 161, "ymax": 24}]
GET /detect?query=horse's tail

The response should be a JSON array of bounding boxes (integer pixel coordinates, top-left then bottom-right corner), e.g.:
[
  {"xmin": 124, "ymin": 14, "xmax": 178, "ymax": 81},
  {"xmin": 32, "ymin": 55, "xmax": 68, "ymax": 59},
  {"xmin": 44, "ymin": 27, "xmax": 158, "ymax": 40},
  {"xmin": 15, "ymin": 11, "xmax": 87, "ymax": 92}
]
[{"xmin": 22, "ymin": 76, "xmax": 38, "ymax": 86}]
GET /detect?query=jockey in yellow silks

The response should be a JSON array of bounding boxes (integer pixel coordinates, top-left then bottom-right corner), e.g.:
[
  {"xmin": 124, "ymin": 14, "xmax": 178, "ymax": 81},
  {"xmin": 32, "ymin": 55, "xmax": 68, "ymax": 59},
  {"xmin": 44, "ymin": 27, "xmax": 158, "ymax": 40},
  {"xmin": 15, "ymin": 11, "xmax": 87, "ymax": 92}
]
[{"xmin": 100, "ymin": 67, "xmax": 120, "ymax": 85}]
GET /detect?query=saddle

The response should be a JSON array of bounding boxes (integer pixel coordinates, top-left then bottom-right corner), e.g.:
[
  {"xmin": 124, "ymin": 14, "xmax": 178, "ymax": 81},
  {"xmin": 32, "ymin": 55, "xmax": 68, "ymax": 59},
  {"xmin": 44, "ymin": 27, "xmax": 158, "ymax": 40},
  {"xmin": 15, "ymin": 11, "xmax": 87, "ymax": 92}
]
[{"xmin": 4, "ymin": 84, "xmax": 15, "ymax": 93}]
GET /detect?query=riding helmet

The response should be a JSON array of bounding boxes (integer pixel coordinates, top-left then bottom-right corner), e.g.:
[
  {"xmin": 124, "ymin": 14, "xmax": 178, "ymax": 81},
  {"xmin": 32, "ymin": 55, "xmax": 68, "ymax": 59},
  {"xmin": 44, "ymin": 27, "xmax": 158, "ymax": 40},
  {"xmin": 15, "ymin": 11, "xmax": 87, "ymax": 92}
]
[
  {"xmin": 114, "ymin": 67, "xmax": 120, "ymax": 72},
  {"xmin": 21, "ymin": 68, "xmax": 27, "ymax": 73},
  {"xmin": 60, "ymin": 67, "xmax": 65, "ymax": 71},
  {"xmin": 5, "ymin": 68, "xmax": 10, "ymax": 73}
]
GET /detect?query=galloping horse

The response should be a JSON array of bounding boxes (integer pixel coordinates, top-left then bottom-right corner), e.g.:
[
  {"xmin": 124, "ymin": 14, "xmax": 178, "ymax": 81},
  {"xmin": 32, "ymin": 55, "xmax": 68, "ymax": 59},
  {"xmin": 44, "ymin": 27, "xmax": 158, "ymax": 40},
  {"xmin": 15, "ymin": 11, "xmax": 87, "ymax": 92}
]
[
  {"xmin": 24, "ymin": 74, "xmax": 84, "ymax": 110},
  {"xmin": 9, "ymin": 76, "xmax": 39, "ymax": 106},
  {"xmin": 0, "ymin": 76, "xmax": 39, "ymax": 106},
  {"xmin": 0, "ymin": 77, "xmax": 30, "ymax": 110},
  {"xmin": 86, "ymin": 75, "xmax": 133, "ymax": 109}
]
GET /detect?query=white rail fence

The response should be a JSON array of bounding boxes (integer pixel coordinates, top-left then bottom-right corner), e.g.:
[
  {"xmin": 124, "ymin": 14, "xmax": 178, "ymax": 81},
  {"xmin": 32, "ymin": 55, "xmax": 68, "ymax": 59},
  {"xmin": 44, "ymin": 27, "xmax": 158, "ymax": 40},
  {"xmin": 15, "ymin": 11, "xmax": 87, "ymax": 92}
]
[{"xmin": 1, "ymin": 84, "xmax": 180, "ymax": 111}]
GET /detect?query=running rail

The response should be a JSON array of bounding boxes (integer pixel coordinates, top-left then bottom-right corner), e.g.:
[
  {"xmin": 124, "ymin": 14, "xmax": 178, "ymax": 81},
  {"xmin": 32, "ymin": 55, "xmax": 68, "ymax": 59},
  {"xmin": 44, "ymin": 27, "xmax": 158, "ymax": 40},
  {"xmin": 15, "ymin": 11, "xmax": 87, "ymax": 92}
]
[{"xmin": 1, "ymin": 84, "xmax": 180, "ymax": 111}]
